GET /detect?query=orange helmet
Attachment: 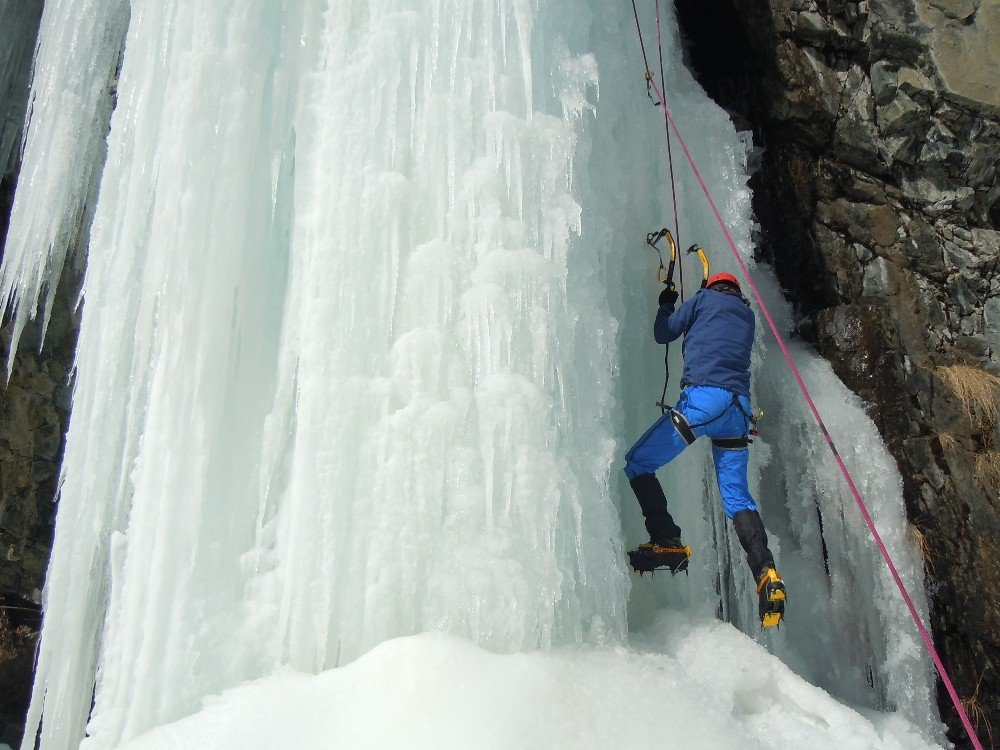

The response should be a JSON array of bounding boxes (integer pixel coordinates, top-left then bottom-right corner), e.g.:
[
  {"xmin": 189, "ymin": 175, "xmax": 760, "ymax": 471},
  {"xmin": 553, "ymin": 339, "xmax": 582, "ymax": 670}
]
[{"xmin": 707, "ymin": 272, "xmax": 740, "ymax": 290}]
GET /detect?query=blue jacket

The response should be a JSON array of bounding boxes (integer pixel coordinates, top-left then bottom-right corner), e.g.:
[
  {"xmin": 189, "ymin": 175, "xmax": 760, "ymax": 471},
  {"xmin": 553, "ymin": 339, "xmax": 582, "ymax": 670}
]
[{"xmin": 654, "ymin": 287, "xmax": 754, "ymax": 398}]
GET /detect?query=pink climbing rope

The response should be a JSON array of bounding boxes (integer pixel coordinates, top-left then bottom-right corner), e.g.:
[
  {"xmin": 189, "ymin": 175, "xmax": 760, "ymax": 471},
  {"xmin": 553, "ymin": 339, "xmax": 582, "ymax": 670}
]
[{"xmin": 640, "ymin": 57, "xmax": 984, "ymax": 750}]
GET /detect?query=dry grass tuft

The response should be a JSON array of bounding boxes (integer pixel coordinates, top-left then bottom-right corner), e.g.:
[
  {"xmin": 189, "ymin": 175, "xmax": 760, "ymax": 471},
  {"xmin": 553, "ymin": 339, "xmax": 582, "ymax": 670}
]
[
  {"xmin": 910, "ymin": 525, "xmax": 934, "ymax": 566},
  {"xmin": 961, "ymin": 675, "xmax": 995, "ymax": 750},
  {"xmin": 937, "ymin": 364, "xmax": 1000, "ymax": 429},
  {"xmin": 935, "ymin": 432, "xmax": 960, "ymax": 452},
  {"xmin": 975, "ymin": 450, "xmax": 1000, "ymax": 494}
]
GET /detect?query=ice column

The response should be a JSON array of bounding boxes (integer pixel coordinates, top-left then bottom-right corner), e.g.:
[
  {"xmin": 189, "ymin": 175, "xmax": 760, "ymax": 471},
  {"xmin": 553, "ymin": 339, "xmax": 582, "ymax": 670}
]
[
  {"xmin": 20, "ymin": 2, "xmax": 306, "ymax": 747},
  {"xmin": 751, "ymin": 309, "xmax": 938, "ymax": 731},
  {"xmin": 250, "ymin": 0, "xmax": 629, "ymax": 672},
  {"xmin": 19, "ymin": 1, "xmax": 630, "ymax": 748}
]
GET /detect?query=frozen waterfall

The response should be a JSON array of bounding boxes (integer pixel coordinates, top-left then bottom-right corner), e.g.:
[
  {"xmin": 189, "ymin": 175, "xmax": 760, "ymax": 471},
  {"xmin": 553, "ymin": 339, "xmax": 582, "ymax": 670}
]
[{"xmin": 1, "ymin": 0, "xmax": 944, "ymax": 748}]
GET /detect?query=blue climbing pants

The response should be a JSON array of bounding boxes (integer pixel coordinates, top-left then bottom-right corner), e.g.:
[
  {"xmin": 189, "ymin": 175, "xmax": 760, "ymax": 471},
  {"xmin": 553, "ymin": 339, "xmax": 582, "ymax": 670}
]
[{"xmin": 624, "ymin": 385, "xmax": 758, "ymax": 518}]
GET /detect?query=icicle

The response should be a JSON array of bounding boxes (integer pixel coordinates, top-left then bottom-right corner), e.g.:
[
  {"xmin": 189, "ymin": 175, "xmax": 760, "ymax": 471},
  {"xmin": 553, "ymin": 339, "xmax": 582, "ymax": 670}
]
[{"xmin": 0, "ymin": 0, "xmax": 129, "ymax": 370}]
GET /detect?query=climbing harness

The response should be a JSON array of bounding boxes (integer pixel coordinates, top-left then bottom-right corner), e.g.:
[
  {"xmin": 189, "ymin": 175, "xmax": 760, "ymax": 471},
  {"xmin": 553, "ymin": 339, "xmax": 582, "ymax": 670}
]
[
  {"xmin": 627, "ymin": 3, "xmax": 984, "ymax": 746},
  {"xmin": 667, "ymin": 390, "xmax": 762, "ymax": 447}
]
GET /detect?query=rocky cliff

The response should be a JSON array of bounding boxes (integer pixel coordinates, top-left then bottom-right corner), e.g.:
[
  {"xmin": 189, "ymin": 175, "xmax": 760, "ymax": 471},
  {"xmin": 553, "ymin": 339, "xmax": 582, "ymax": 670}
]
[
  {"xmin": 0, "ymin": 296, "xmax": 74, "ymax": 749},
  {"xmin": 674, "ymin": 0, "xmax": 999, "ymax": 745}
]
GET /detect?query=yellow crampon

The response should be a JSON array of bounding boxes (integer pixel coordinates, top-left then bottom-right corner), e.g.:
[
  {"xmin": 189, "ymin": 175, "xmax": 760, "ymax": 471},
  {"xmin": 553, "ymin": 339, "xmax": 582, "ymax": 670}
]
[{"xmin": 757, "ymin": 568, "xmax": 786, "ymax": 628}]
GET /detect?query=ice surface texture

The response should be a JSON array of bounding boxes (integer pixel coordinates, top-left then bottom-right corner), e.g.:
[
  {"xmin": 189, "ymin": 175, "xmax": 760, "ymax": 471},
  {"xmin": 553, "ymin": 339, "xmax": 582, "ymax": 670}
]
[{"xmin": 2, "ymin": 0, "xmax": 940, "ymax": 748}]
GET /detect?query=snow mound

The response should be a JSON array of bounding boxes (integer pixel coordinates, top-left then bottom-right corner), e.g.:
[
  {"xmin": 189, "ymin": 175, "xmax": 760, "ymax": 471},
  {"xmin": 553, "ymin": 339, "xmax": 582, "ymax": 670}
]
[{"xmin": 119, "ymin": 614, "xmax": 941, "ymax": 750}]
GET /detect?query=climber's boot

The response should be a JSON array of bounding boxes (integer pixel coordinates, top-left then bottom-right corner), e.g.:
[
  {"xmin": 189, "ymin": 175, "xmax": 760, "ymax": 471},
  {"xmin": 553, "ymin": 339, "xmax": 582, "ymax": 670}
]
[
  {"xmin": 757, "ymin": 567, "xmax": 786, "ymax": 628},
  {"xmin": 733, "ymin": 509, "xmax": 785, "ymax": 626},
  {"xmin": 628, "ymin": 538, "xmax": 692, "ymax": 575}
]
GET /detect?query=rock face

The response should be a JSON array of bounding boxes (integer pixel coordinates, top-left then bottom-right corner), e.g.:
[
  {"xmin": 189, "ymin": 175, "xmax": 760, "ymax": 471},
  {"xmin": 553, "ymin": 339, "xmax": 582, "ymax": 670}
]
[
  {"xmin": 0, "ymin": 267, "xmax": 76, "ymax": 746},
  {"xmin": 675, "ymin": 0, "xmax": 999, "ymax": 745}
]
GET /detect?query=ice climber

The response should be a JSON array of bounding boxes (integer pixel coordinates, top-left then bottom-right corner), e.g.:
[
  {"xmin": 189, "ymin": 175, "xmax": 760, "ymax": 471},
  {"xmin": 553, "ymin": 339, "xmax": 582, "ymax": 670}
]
[{"xmin": 623, "ymin": 271, "xmax": 787, "ymax": 627}]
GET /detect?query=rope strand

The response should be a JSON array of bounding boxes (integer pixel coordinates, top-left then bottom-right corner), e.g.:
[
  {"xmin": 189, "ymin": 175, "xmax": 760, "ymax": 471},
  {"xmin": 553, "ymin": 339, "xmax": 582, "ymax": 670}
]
[
  {"xmin": 654, "ymin": 0, "xmax": 684, "ymax": 300},
  {"xmin": 629, "ymin": 0, "xmax": 654, "ymax": 103}
]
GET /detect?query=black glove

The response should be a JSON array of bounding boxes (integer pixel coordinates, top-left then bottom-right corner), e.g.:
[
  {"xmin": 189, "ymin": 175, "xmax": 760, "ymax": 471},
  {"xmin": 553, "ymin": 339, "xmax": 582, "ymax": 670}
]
[{"xmin": 659, "ymin": 285, "xmax": 678, "ymax": 307}]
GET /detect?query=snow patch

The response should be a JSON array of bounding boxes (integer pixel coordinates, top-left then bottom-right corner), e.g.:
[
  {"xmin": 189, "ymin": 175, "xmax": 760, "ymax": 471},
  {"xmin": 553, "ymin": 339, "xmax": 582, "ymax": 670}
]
[{"xmin": 121, "ymin": 617, "xmax": 941, "ymax": 750}]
